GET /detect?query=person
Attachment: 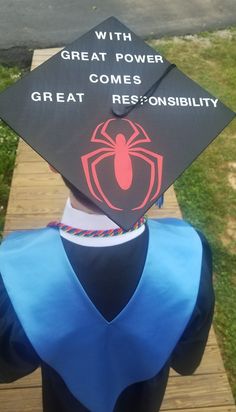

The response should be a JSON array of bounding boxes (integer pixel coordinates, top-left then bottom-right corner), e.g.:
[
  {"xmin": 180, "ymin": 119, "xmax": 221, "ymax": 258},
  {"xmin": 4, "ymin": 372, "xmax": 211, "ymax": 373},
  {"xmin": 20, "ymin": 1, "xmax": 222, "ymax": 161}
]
[
  {"xmin": 0, "ymin": 15, "xmax": 233, "ymax": 412},
  {"xmin": 0, "ymin": 168, "xmax": 214, "ymax": 412}
]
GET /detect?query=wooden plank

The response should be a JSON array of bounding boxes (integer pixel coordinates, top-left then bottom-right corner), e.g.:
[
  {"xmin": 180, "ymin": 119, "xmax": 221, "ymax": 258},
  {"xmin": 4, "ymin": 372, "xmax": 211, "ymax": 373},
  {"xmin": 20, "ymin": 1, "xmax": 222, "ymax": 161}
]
[
  {"xmin": 148, "ymin": 206, "xmax": 182, "ymax": 219},
  {"xmin": 6, "ymin": 200, "xmax": 180, "ymax": 218},
  {"xmin": 0, "ymin": 374, "xmax": 234, "ymax": 411},
  {"xmin": 0, "ymin": 370, "xmax": 41, "ymax": 390},
  {"xmin": 14, "ymin": 162, "xmax": 51, "ymax": 174},
  {"xmin": 7, "ymin": 197, "xmax": 67, "ymax": 215},
  {"xmin": 4, "ymin": 206, "xmax": 183, "ymax": 230},
  {"xmin": 162, "ymin": 374, "xmax": 235, "ymax": 409},
  {"xmin": 170, "ymin": 345, "xmax": 225, "ymax": 376},
  {"xmin": 162, "ymin": 407, "xmax": 236, "ymax": 412},
  {"xmin": 31, "ymin": 48, "xmax": 62, "ymax": 70},
  {"xmin": 208, "ymin": 326, "xmax": 218, "ymax": 346},
  {"xmin": 16, "ymin": 142, "xmax": 43, "ymax": 162},
  {"xmin": 11, "ymin": 173, "xmax": 64, "ymax": 187},
  {"xmin": 147, "ymin": 186, "xmax": 182, "ymax": 219},
  {"xmin": 8, "ymin": 185, "xmax": 68, "ymax": 200},
  {"xmin": 0, "ymin": 344, "xmax": 224, "ymax": 392},
  {"xmin": 17, "ymin": 150, "xmax": 43, "ymax": 162},
  {"xmin": 4, "ymin": 214, "xmax": 62, "ymax": 231},
  {"xmin": 32, "ymin": 47, "xmax": 62, "ymax": 55},
  {"xmin": 0, "ymin": 387, "xmax": 42, "ymax": 412},
  {"xmin": 18, "ymin": 152, "xmax": 43, "ymax": 163},
  {"xmin": 4, "ymin": 184, "xmax": 182, "ymax": 229},
  {"xmin": 6, "ymin": 172, "xmax": 180, "ymax": 218}
]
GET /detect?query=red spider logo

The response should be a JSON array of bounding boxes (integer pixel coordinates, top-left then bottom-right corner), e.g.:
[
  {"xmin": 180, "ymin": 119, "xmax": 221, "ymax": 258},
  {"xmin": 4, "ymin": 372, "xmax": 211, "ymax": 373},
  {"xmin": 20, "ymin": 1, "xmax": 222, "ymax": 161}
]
[{"xmin": 81, "ymin": 118, "xmax": 163, "ymax": 211}]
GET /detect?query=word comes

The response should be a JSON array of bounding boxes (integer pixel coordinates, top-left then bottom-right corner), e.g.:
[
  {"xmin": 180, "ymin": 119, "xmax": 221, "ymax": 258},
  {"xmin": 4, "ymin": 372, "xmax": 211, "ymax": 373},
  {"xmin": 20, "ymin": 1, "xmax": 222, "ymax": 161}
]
[{"xmin": 89, "ymin": 74, "xmax": 141, "ymax": 85}]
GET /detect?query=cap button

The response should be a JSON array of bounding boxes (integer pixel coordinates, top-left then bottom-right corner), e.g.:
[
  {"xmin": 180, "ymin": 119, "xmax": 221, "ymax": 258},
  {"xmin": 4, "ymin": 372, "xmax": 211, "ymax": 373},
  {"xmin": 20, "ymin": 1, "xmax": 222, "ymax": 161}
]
[{"xmin": 112, "ymin": 108, "xmax": 127, "ymax": 118}]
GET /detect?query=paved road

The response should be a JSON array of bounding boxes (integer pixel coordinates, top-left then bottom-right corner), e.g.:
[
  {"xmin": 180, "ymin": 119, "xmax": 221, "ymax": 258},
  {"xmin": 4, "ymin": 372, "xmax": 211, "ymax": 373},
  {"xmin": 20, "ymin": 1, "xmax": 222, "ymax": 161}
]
[{"xmin": 0, "ymin": 0, "xmax": 236, "ymax": 64}]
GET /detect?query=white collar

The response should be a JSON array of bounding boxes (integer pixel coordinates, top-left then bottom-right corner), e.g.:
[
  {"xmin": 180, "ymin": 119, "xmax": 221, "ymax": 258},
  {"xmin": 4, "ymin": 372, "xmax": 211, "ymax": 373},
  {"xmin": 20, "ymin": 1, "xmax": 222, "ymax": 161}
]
[{"xmin": 60, "ymin": 198, "xmax": 145, "ymax": 247}]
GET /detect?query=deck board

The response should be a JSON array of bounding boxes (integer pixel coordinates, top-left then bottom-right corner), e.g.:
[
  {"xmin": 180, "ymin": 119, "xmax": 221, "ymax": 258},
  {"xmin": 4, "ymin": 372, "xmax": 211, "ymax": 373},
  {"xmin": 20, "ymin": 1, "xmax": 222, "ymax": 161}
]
[{"xmin": 0, "ymin": 47, "xmax": 235, "ymax": 412}]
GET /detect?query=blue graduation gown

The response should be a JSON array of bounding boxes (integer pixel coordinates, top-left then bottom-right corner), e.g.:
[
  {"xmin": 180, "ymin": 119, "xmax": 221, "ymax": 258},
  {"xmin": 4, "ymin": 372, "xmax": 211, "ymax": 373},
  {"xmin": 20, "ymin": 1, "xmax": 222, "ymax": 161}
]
[{"xmin": 0, "ymin": 219, "xmax": 214, "ymax": 412}]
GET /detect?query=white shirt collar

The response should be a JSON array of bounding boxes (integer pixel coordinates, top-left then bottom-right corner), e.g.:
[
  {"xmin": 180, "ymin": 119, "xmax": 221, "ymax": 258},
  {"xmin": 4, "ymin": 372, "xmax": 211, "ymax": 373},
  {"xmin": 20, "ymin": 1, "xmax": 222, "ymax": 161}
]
[{"xmin": 60, "ymin": 198, "xmax": 145, "ymax": 247}]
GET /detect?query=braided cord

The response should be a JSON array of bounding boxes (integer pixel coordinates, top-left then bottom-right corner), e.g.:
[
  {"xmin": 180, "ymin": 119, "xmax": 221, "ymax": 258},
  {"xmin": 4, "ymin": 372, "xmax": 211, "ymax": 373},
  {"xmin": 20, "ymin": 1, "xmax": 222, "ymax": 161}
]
[{"xmin": 47, "ymin": 216, "xmax": 146, "ymax": 237}]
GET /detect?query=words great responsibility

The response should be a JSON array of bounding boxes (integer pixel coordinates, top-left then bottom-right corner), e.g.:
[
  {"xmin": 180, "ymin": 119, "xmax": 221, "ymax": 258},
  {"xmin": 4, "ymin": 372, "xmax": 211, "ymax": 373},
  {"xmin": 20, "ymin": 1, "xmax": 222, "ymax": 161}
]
[{"xmin": 31, "ymin": 91, "xmax": 218, "ymax": 108}]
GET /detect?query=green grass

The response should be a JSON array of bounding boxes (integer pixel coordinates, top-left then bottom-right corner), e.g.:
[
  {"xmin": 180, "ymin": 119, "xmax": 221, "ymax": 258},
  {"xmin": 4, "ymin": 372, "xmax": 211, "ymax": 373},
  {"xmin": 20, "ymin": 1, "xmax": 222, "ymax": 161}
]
[
  {"xmin": 0, "ymin": 66, "xmax": 22, "ymax": 239},
  {"xmin": 150, "ymin": 28, "xmax": 236, "ymax": 397},
  {"xmin": 0, "ymin": 28, "xmax": 236, "ymax": 398}
]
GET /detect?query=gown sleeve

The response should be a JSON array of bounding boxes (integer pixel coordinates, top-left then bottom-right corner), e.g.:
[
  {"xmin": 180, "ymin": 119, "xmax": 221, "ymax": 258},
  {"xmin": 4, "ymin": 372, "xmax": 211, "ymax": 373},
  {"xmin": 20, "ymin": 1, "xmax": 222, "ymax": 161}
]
[
  {"xmin": 0, "ymin": 274, "xmax": 40, "ymax": 383},
  {"xmin": 170, "ymin": 230, "xmax": 215, "ymax": 375}
]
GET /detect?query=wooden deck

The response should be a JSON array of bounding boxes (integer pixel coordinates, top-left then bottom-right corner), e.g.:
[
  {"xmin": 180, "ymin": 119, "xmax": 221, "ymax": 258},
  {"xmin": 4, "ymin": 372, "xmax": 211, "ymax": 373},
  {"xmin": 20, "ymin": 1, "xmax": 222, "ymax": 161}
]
[{"xmin": 0, "ymin": 48, "xmax": 235, "ymax": 411}]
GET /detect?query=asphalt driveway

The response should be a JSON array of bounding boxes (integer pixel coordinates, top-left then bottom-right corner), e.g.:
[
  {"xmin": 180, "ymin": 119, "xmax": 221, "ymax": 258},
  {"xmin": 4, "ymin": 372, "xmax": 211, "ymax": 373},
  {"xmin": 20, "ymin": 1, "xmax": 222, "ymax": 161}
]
[{"xmin": 0, "ymin": 0, "xmax": 236, "ymax": 64}]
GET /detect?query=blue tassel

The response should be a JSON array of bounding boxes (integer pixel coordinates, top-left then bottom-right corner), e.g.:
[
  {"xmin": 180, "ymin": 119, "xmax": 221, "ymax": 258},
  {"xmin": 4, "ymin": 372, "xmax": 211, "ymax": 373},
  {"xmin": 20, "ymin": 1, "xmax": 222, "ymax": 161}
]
[{"xmin": 155, "ymin": 194, "xmax": 164, "ymax": 208}]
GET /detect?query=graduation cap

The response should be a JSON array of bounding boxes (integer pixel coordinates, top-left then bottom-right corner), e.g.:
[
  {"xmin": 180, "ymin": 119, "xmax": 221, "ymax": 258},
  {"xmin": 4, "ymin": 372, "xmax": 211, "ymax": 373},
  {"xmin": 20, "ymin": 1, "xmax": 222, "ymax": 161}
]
[{"xmin": 0, "ymin": 17, "xmax": 235, "ymax": 229}]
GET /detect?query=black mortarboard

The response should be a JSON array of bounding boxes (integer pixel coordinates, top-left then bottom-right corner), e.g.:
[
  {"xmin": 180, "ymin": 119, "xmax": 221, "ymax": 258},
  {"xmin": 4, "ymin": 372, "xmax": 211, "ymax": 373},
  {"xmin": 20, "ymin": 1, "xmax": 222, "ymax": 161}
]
[{"xmin": 0, "ymin": 17, "xmax": 235, "ymax": 229}]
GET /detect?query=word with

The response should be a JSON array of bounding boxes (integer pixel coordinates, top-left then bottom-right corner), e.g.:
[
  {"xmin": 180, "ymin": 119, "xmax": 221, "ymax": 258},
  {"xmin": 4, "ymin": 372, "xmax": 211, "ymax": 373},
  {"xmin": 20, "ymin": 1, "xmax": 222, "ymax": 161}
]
[
  {"xmin": 95, "ymin": 31, "xmax": 132, "ymax": 41},
  {"xmin": 112, "ymin": 95, "xmax": 219, "ymax": 108},
  {"xmin": 31, "ymin": 92, "xmax": 85, "ymax": 103},
  {"xmin": 89, "ymin": 74, "xmax": 141, "ymax": 85},
  {"xmin": 61, "ymin": 50, "xmax": 107, "ymax": 61}
]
